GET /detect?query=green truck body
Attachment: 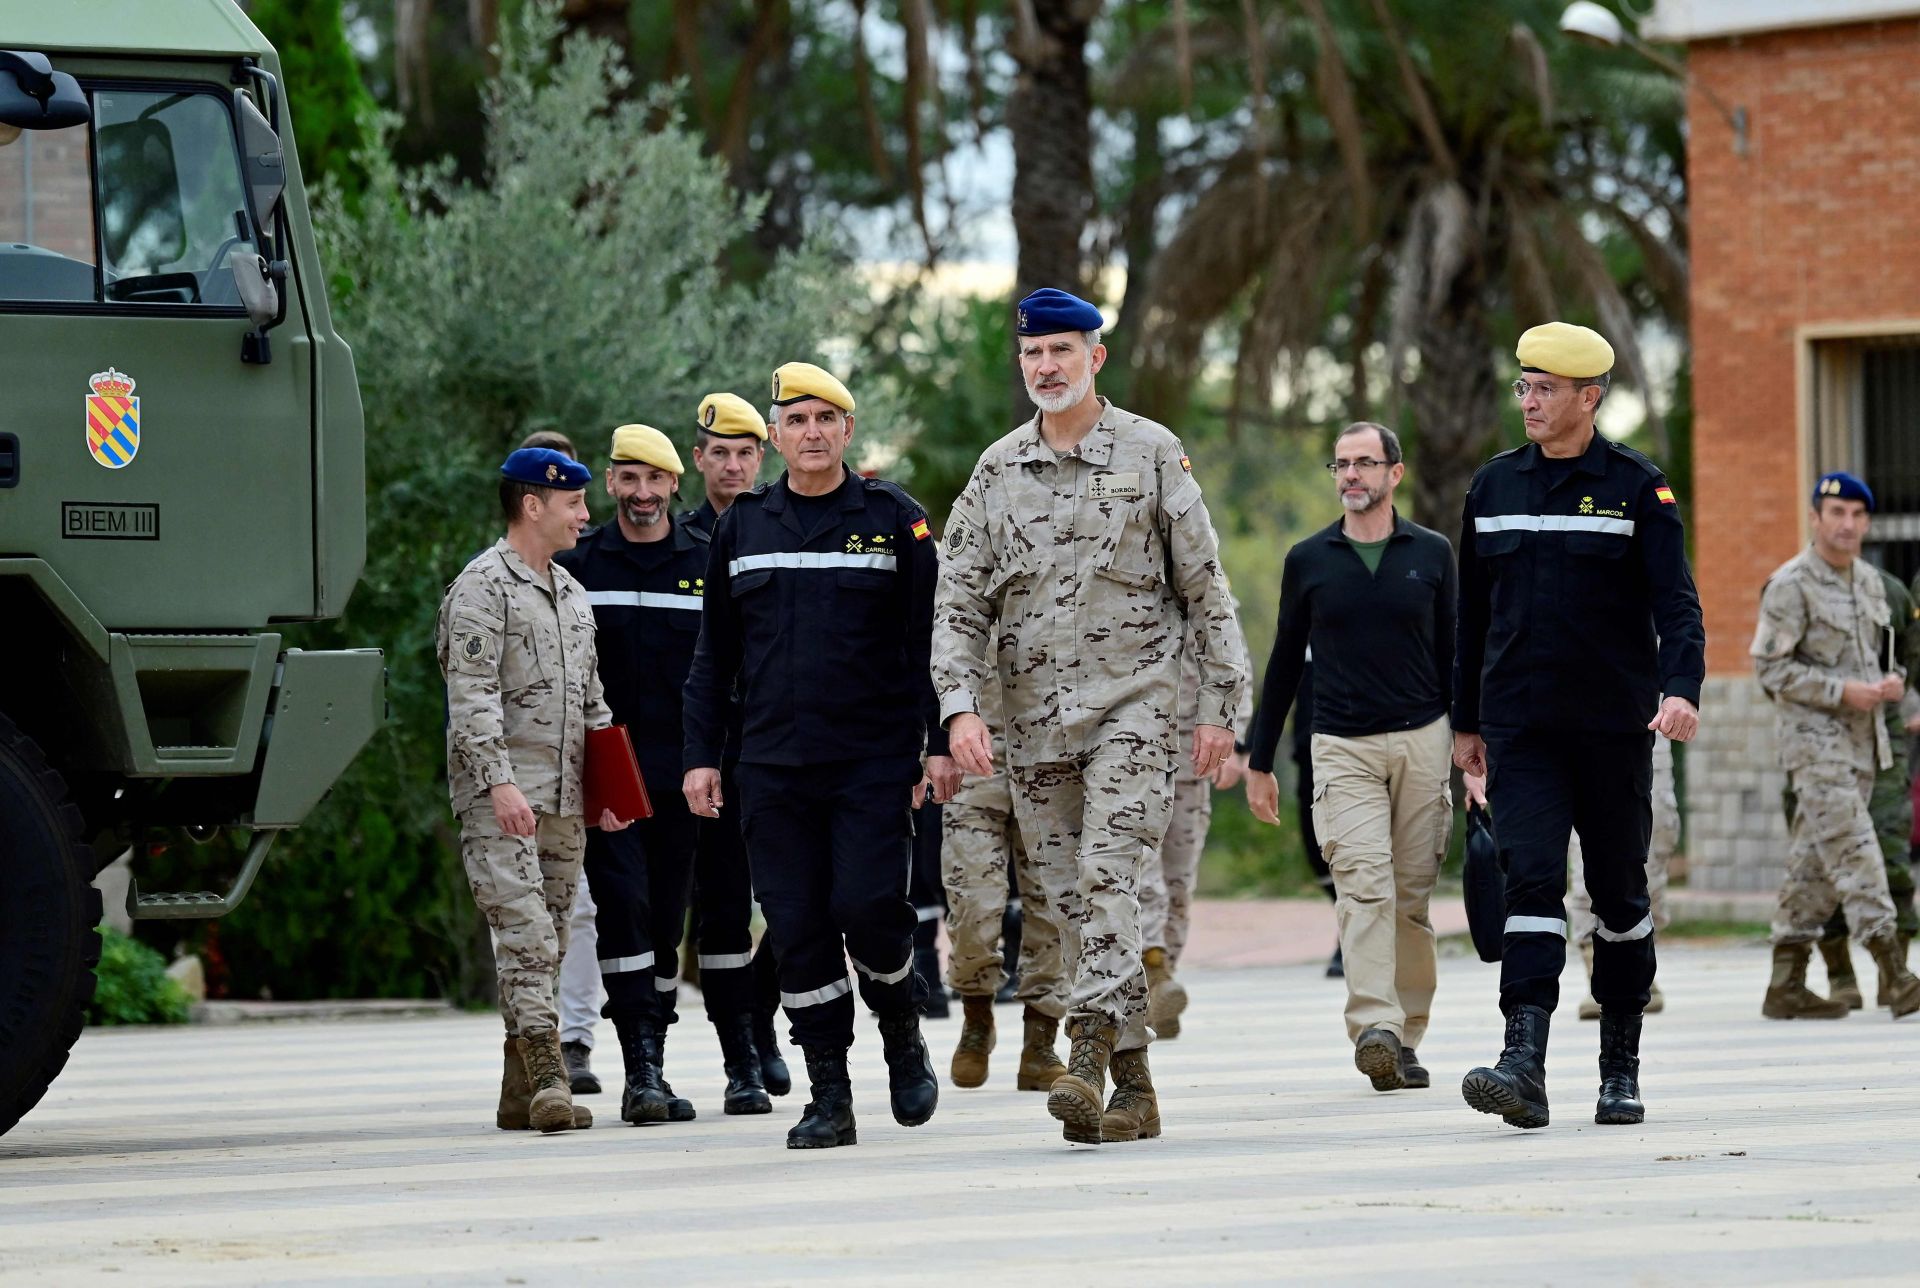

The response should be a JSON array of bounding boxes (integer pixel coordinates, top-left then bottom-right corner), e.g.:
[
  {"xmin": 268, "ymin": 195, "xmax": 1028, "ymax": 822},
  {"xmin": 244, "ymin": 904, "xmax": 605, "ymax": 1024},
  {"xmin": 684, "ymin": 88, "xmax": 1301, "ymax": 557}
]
[{"xmin": 0, "ymin": 0, "xmax": 384, "ymax": 1132}]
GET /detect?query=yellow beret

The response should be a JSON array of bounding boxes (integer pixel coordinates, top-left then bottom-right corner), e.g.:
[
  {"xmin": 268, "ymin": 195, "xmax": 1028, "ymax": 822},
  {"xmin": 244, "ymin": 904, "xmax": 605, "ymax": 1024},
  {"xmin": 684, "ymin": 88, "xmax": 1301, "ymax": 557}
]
[
  {"xmin": 1516, "ymin": 322, "xmax": 1614, "ymax": 379},
  {"xmin": 770, "ymin": 361, "xmax": 854, "ymax": 413},
  {"xmin": 609, "ymin": 423, "xmax": 683, "ymax": 475},
  {"xmin": 697, "ymin": 392, "xmax": 768, "ymax": 441}
]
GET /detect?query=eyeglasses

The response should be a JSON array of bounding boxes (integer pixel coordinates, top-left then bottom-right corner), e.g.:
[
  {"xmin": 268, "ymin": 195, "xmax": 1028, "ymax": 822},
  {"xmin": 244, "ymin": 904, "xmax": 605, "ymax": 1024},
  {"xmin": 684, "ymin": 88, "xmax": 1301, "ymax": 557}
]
[
  {"xmin": 1325, "ymin": 457, "xmax": 1392, "ymax": 474},
  {"xmin": 1512, "ymin": 378, "xmax": 1574, "ymax": 401}
]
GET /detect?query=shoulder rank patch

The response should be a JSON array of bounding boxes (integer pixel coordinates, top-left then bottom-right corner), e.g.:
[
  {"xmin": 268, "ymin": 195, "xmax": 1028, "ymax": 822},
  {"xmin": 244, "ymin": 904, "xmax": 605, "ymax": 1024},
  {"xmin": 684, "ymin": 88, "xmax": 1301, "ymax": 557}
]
[
  {"xmin": 911, "ymin": 517, "xmax": 931, "ymax": 541},
  {"xmin": 1654, "ymin": 485, "xmax": 1676, "ymax": 505},
  {"xmin": 1179, "ymin": 455, "xmax": 1191, "ymax": 473}
]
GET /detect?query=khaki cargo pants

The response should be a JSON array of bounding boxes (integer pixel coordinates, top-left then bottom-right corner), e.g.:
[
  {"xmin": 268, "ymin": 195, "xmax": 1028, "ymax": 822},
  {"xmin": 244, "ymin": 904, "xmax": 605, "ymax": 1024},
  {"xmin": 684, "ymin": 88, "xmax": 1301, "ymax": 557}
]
[
  {"xmin": 1309, "ymin": 717, "xmax": 1450, "ymax": 1049},
  {"xmin": 1009, "ymin": 736, "xmax": 1174, "ymax": 1052},
  {"xmin": 941, "ymin": 785, "xmax": 1069, "ymax": 1015},
  {"xmin": 1139, "ymin": 771, "xmax": 1211, "ymax": 966},
  {"xmin": 1773, "ymin": 761, "xmax": 1898, "ymax": 945},
  {"xmin": 459, "ymin": 806, "xmax": 587, "ymax": 1036}
]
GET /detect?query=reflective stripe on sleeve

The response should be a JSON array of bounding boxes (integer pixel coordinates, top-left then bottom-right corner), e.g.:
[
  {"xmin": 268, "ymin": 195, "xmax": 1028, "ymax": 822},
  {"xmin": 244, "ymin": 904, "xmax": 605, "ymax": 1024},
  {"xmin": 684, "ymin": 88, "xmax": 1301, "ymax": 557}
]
[
  {"xmin": 781, "ymin": 976, "xmax": 854, "ymax": 1009},
  {"xmin": 1505, "ymin": 915, "xmax": 1570, "ymax": 938},
  {"xmin": 1595, "ymin": 914, "xmax": 1655, "ymax": 943},
  {"xmin": 598, "ymin": 952, "xmax": 656, "ymax": 974},
  {"xmin": 1474, "ymin": 515, "xmax": 1635, "ymax": 537},
  {"xmin": 585, "ymin": 590, "xmax": 704, "ymax": 611},
  {"xmin": 653, "ymin": 974, "xmax": 681, "ymax": 992},
  {"xmin": 730, "ymin": 551, "xmax": 898, "ymax": 575},
  {"xmin": 851, "ymin": 955, "xmax": 915, "ymax": 986}
]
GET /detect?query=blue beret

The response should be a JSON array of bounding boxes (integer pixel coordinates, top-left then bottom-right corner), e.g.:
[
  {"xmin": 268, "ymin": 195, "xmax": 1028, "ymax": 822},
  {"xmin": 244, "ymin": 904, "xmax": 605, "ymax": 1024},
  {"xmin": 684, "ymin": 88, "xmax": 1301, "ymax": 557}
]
[
  {"xmin": 1813, "ymin": 472, "xmax": 1874, "ymax": 512},
  {"xmin": 1016, "ymin": 287, "xmax": 1104, "ymax": 336},
  {"xmin": 500, "ymin": 447, "xmax": 590, "ymax": 490}
]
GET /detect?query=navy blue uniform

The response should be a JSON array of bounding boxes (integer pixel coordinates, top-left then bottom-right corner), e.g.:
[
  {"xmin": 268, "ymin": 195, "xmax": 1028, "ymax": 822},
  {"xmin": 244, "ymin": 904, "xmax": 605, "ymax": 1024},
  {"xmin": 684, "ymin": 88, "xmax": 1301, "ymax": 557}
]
[
  {"xmin": 1454, "ymin": 429, "xmax": 1705, "ymax": 1015},
  {"xmin": 556, "ymin": 518, "xmax": 707, "ymax": 1028},
  {"xmin": 683, "ymin": 467, "xmax": 947, "ymax": 1048}
]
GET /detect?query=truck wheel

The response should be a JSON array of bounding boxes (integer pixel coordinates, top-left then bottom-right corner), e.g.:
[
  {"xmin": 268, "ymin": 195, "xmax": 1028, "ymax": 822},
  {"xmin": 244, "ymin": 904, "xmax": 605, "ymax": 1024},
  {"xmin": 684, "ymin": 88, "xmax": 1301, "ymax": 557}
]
[{"xmin": 0, "ymin": 713, "xmax": 100, "ymax": 1137}]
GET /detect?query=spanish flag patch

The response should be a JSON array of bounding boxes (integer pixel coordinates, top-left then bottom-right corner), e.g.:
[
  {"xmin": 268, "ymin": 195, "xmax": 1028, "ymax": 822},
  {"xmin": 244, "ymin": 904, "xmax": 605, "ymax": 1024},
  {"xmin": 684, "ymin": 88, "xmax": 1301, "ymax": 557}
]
[
  {"xmin": 1654, "ymin": 486, "xmax": 1676, "ymax": 505},
  {"xmin": 1179, "ymin": 455, "xmax": 1192, "ymax": 473},
  {"xmin": 911, "ymin": 517, "xmax": 931, "ymax": 541}
]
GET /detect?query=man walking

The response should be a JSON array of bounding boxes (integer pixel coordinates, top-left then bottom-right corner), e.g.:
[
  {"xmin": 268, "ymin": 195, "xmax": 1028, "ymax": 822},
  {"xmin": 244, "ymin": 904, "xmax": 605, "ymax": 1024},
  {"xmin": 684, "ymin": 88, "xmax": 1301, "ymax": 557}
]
[
  {"xmin": 1453, "ymin": 322, "xmax": 1705, "ymax": 1131},
  {"xmin": 683, "ymin": 362, "xmax": 955, "ymax": 1149},
  {"xmin": 1244, "ymin": 422, "xmax": 1455, "ymax": 1093},
  {"xmin": 1751, "ymin": 472, "xmax": 1920, "ymax": 1020},
  {"xmin": 934, "ymin": 288, "xmax": 1248, "ymax": 1144},
  {"xmin": 436, "ymin": 446, "xmax": 629, "ymax": 1133}
]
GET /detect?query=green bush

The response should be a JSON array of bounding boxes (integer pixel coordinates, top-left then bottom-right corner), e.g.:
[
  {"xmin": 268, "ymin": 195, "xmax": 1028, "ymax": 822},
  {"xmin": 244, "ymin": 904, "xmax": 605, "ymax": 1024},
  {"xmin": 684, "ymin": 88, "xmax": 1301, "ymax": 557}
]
[{"xmin": 89, "ymin": 928, "xmax": 191, "ymax": 1026}]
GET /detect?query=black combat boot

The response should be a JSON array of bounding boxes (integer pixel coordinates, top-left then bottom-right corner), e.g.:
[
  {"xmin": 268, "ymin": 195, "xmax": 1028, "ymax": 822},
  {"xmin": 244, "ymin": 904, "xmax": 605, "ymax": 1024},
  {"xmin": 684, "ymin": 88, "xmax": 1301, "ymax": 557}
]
[
  {"xmin": 653, "ymin": 1026, "xmax": 696, "ymax": 1122},
  {"xmin": 995, "ymin": 900, "xmax": 1024, "ymax": 1004},
  {"xmin": 913, "ymin": 921, "xmax": 949, "ymax": 1019},
  {"xmin": 613, "ymin": 1015, "xmax": 670, "ymax": 1125},
  {"xmin": 1461, "ymin": 1004, "xmax": 1551, "ymax": 1129},
  {"xmin": 876, "ymin": 1009, "xmax": 940, "ymax": 1127},
  {"xmin": 716, "ymin": 1013, "xmax": 772, "ymax": 1115},
  {"xmin": 1594, "ymin": 1010, "xmax": 1645, "ymax": 1125},
  {"xmin": 787, "ymin": 1047, "xmax": 857, "ymax": 1149},
  {"xmin": 754, "ymin": 1005, "xmax": 792, "ymax": 1097},
  {"xmin": 561, "ymin": 1039, "xmax": 601, "ymax": 1095}
]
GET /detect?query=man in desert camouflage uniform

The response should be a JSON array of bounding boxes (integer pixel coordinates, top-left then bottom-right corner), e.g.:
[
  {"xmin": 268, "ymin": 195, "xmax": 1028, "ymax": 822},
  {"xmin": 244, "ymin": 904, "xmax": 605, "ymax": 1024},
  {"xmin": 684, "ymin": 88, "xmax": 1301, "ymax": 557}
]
[
  {"xmin": 1138, "ymin": 619, "xmax": 1254, "ymax": 1039},
  {"xmin": 1751, "ymin": 471, "xmax": 1920, "ymax": 1020},
  {"xmin": 933, "ymin": 287, "xmax": 1249, "ymax": 1144},
  {"xmin": 942, "ymin": 675, "xmax": 1070, "ymax": 1092},
  {"xmin": 437, "ymin": 446, "xmax": 629, "ymax": 1133}
]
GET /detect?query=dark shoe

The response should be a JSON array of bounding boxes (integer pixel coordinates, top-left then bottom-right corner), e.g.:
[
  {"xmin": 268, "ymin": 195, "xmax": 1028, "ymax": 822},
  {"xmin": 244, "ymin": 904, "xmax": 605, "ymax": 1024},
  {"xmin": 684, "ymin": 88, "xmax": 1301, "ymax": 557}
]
[
  {"xmin": 950, "ymin": 994, "xmax": 995, "ymax": 1088},
  {"xmin": 1047, "ymin": 1017, "xmax": 1117, "ymax": 1144},
  {"xmin": 613, "ymin": 1016, "xmax": 670, "ymax": 1125},
  {"xmin": 1818, "ymin": 935, "xmax": 1864, "ymax": 1010},
  {"xmin": 754, "ymin": 1008, "xmax": 792, "ymax": 1097},
  {"xmin": 1353, "ymin": 1027, "xmax": 1406, "ymax": 1091},
  {"xmin": 1100, "ymin": 1047, "xmax": 1161, "ymax": 1142},
  {"xmin": 1461, "ymin": 1005, "xmax": 1551, "ymax": 1130},
  {"xmin": 561, "ymin": 1039, "xmax": 601, "ymax": 1095},
  {"xmin": 787, "ymin": 1047, "xmax": 857, "ymax": 1148},
  {"xmin": 1399, "ymin": 1045, "xmax": 1430, "ymax": 1089},
  {"xmin": 1594, "ymin": 1010, "xmax": 1645, "ymax": 1125},
  {"xmin": 716, "ymin": 1013, "xmax": 773, "ymax": 1115},
  {"xmin": 1866, "ymin": 933, "xmax": 1920, "ymax": 1018},
  {"xmin": 1325, "ymin": 944, "xmax": 1344, "ymax": 979},
  {"xmin": 653, "ymin": 1025, "xmax": 696, "ymax": 1121},
  {"xmin": 877, "ymin": 1009, "xmax": 940, "ymax": 1126},
  {"xmin": 995, "ymin": 901, "xmax": 1024, "ymax": 1004},
  {"xmin": 1762, "ymin": 942, "xmax": 1850, "ymax": 1019}
]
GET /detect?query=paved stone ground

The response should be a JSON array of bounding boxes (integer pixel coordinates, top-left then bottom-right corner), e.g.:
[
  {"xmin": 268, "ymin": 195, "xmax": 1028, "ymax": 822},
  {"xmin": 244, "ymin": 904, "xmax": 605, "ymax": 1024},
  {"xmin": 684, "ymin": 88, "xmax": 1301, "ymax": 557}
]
[{"xmin": 4, "ymin": 943, "xmax": 1918, "ymax": 1286}]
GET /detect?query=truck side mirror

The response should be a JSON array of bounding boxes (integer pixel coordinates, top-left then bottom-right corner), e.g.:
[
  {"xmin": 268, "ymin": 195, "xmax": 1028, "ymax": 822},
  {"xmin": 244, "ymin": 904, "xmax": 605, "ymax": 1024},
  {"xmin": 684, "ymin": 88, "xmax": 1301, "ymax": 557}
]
[
  {"xmin": 230, "ymin": 253, "xmax": 278, "ymax": 328},
  {"xmin": 234, "ymin": 90, "xmax": 284, "ymax": 229},
  {"xmin": 0, "ymin": 51, "xmax": 88, "ymax": 130}
]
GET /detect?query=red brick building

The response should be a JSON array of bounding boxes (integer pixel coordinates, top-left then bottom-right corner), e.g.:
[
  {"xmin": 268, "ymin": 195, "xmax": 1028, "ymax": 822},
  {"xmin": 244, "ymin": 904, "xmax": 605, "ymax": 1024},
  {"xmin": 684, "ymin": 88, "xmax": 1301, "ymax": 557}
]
[{"xmin": 1648, "ymin": 0, "xmax": 1920, "ymax": 889}]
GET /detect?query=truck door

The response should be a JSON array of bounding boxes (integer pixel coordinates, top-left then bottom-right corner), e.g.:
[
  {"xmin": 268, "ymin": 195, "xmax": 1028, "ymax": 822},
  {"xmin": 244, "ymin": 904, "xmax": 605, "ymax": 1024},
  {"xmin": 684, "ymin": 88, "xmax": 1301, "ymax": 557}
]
[{"xmin": 0, "ymin": 77, "xmax": 313, "ymax": 630}]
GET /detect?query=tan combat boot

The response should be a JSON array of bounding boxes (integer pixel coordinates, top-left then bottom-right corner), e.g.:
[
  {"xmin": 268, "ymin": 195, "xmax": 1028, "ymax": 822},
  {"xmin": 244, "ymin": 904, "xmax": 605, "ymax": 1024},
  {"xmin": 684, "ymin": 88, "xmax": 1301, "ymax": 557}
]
[
  {"xmin": 1577, "ymin": 942, "xmax": 1601, "ymax": 1020},
  {"xmin": 1016, "ymin": 1005, "xmax": 1068, "ymax": 1091},
  {"xmin": 1100, "ymin": 1047, "xmax": 1162, "ymax": 1142},
  {"xmin": 1761, "ymin": 943, "xmax": 1849, "ymax": 1019},
  {"xmin": 1818, "ymin": 936, "xmax": 1864, "ymax": 1010},
  {"xmin": 518, "ymin": 1028, "xmax": 581, "ymax": 1132},
  {"xmin": 1865, "ymin": 934, "xmax": 1920, "ymax": 1018},
  {"xmin": 498, "ymin": 1035, "xmax": 592, "ymax": 1130},
  {"xmin": 1047, "ymin": 1017, "xmax": 1117, "ymax": 1143},
  {"xmin": 1144, "ymin": 947, "xmax": 1188, "ymax": 1039},
  {"xmin": 1876, "ymin": 934, "xmax": 1914, "ymax": 1009},
  {"xmin": 950, "ymin": 994, "xmax": 995, "ymax": 1088}
]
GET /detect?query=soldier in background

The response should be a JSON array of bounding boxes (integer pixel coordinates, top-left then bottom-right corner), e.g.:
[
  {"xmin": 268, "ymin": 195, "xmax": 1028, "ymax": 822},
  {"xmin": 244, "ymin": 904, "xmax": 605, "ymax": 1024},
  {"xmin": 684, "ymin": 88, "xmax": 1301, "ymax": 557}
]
[
  {"xmin": 934, "ymin": 287, "xmax": 1249, "ymax": 1144},
  {"xmin": 1752, "ymin": 472, "xmax": 1920, "ymax": 1020},
  {"xmin": 1803, "ymin": 563, "xmax": 1920, "ymax": 1008},
  {"xmin": 942, "ymin": 678, "xmax": 1069, "ymax": 1091},
  {"xmin": 1138, "ymin": 619, "xmax": 1254, "ymax": 1039},
  {"xmin": 436, "ymin": 447, "xmax": 629, "ymax": 1134}
]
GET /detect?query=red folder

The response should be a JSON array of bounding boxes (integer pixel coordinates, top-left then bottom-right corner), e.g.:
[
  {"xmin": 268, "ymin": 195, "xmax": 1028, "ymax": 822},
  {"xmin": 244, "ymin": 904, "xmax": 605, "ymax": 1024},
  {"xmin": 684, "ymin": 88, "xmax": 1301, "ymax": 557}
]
[{"xmin": 584, "ymin": 724, "xmax": 653, "ymax": 823}]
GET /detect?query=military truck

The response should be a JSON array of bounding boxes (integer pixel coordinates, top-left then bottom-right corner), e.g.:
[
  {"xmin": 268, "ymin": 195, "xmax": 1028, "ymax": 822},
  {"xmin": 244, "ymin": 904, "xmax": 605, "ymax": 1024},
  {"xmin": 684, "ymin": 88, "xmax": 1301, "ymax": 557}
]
[{"xmin": 0, "ymin": 3, "xmax": 383, "ymax": 1135}]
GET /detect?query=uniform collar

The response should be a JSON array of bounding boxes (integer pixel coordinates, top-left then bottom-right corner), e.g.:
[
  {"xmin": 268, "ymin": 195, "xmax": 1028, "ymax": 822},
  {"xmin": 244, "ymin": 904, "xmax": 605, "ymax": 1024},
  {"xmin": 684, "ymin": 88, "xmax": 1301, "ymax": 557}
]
[
  {"xmin": 1514, "ymin": 426, "xmax": 1610, "ymax": 477},
  {"xmin": 590, "ymin": 514, "xmax": 700, "ymax": 563},
  {"xmin": 764, "ymin": 466, "xmax": 863, "ymax": 512},
  {"xmin": 1008, "ymin": 397, "xmax": 1117, "ymax": 466},
  {"xmin": 1800, "ymin": 547, "xmax": 1860, "ymax": 589},
  {"xmin": 492, "ymin": 537, "xmax": 543, "ymax": 585}
]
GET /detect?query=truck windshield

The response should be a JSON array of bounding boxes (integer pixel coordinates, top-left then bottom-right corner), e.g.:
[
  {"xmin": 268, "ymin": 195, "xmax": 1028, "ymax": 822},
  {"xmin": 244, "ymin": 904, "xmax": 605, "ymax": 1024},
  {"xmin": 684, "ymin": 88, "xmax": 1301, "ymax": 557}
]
[{"xmin": 0, "ymin": 87, "xmax": 254, "ymax": 309}]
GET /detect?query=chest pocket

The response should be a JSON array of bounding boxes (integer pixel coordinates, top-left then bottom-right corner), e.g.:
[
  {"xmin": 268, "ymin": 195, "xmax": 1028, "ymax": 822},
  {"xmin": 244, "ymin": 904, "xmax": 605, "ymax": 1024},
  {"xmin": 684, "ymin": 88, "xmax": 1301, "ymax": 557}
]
[
  {"xmin": 835, "ymin": 568, "xmax": 896, "ymax": 640},
  {"xmin": 501, "ymin": 601, "xmax": 556, "ymax": 693},
  {"xmin": 1094, "ymin": 497, "xmax": 1166, "ymax": 590},
  {"xmin": 1801, "ymin": 598, "xmax": 1855, "ymax": 668},
  {"xmin": 1475, "ymin": 530, "xmax": 1524, "ymax": 559},
  {"xmin": 1566, "ymin": 532, "xmax": 1630, "ymax": 559},
  {"xmin": 732, "ymin": 568, "xmax": 775, "ymax": 597}
]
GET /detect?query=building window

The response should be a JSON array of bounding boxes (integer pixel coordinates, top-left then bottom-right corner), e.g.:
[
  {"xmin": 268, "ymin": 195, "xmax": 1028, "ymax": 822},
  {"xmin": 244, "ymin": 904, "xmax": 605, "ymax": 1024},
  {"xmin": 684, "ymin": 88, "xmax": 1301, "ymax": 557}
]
[{"xmin": 1810, "ymin": 333, "xmax": 1920, "ymax": 583}]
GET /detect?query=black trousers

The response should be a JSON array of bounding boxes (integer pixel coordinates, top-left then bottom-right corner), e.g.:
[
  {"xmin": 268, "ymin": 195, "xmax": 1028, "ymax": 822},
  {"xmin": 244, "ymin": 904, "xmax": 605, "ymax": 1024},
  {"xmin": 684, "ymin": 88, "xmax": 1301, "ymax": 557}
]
[
  {"xmin": 736, "ymin": 754, "xmax": 926, "ymax": 1048},
  {"xmin": 584, "ymin": 791, "xmax": 697, "ymax": 1027},
  {"xmin": 1486, "ymin": 726, "xmax": 1656, "ymax": 1015},
  {"xmin": 910, "ymin": 799, "xmax": 947, "ymax": 958},
  {"xmin": 689, "ymin": 758, "xmax": 759, "ymax": 1022}
]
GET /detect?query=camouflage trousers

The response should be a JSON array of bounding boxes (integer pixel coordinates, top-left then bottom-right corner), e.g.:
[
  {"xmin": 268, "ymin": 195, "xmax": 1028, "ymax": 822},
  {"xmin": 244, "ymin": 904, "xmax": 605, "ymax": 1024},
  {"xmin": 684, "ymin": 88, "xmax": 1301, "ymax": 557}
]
[
  {"xmin": 1773, "ymin": 762, "xmax": 1897, "ymax": 945},
  {"xmin": 1784, "ymin": 755, "xmax": 1918, "ymax": 941},
  {"xmin": 459, "ymin": 806, "xmax": 587, "ymax": 1036},
  {"xmin": 1139, "ymin": 773, "xmax": 1211, "ymax": 968},
  {"xmin": 1009, "ymin": 737, "xmax": 1174, "ymax": 1053},
  {"xmin": 1570, "ymin": 734, "xmax": 1678, "ymax": 944},
  {"xmin": 940, "ymin": 792, "xmax": 1069, "ymax": 1015}
]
